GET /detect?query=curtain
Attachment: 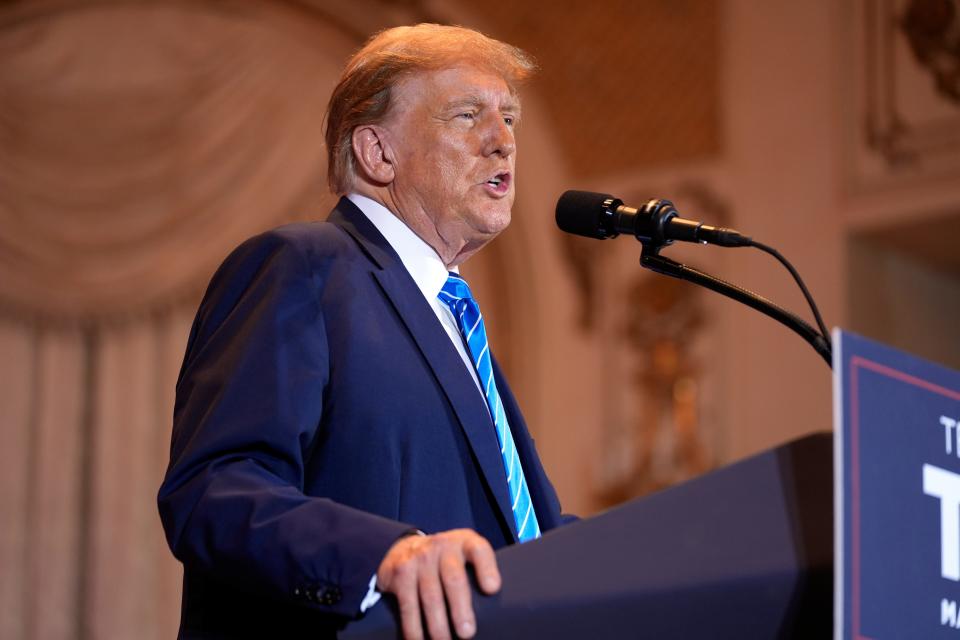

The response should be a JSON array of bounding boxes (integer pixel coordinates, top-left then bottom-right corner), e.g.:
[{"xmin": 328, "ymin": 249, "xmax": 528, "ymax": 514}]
[{"xmin": 0, "ymin": 2, "xmax": 358, "ymax": 636}]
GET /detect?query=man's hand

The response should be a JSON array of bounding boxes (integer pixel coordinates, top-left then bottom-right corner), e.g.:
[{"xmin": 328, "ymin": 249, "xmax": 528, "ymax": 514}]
[{"xmin": 376, "ymin": 529, "xmax": 501, "ymax": 640}]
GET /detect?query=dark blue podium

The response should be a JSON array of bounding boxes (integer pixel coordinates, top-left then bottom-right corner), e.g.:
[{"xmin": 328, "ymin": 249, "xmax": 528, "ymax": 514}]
[{"xmin": 340, "ymin": 433, "xmax": 833, "ymax": 639}]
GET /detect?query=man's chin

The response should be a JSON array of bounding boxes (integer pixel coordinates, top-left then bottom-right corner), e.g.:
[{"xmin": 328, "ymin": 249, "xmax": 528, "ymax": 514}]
[
  {"xmin": 479, "ymin": 218, "xmax": 510, "ymax": 237},
  {"xmin": 473, "ymin": 206, "xmax": 512, "ymax": 236}
]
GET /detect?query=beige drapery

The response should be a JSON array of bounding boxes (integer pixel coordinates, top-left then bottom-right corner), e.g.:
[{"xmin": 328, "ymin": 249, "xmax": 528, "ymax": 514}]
[
  {"xmin": 0, "ymin": 0, "xmax": 344, "ymax": 323},
  {"xmin": 0, "ymin": 2, "xmax": 360, "ymax": 637}
]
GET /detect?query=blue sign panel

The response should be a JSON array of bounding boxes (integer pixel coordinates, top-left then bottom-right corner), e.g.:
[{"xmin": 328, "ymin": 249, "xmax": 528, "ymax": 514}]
[{"xmin": 836, "ymin": 330, "xmax": 960, "ymax": 639}]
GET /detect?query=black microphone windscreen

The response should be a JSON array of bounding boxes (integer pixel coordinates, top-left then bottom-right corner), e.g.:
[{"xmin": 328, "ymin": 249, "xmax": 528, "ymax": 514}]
[{"xmin": 555, "ymin": 190, "xmax": 615, "ymax": 239}]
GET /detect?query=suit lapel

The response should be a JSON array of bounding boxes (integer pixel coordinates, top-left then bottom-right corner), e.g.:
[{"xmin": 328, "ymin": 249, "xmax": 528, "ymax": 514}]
[
  {"xmin": 492, "ymin": 356, "xmax": 561, "ymax": 533},
  {"xmin": 329, "ymin": 198, "xmax": 519, "ymax": 542}
]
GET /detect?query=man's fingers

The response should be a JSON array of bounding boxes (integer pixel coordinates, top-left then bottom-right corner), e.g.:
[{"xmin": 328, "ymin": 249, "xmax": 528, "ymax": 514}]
[
  {"xmin": 391, "ymin": 561, "xmax": 425, "ymax": 640},
  {"xmin": 376, "ymin": 530, "xmax": 500, "ymax": 639},
  {"xmin": 440, "ymin": 550, "xmax": 476, "ymax": 638},
  {"xmin": 418, "ymin": 562, "xmax": 451, "ymax": 640},
  {"xmin": 463, "ymin": 536, "xmax": 501, "ymax": 595}
]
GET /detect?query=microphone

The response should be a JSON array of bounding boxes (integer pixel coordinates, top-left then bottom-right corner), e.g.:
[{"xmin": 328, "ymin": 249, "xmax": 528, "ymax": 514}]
[{"xmin": 555, "ymin": 190, "xmax": 750, "ymax": 247}]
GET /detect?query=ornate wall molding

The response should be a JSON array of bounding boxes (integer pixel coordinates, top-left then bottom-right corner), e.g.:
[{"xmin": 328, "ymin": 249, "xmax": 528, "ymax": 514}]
[
  {"xmin": 901, "ymin": 0, "xmax": 960, "ymax": 104},
  {"xmin": 853, "ymin": 0, "xmax": 960, "ymax": 186}
]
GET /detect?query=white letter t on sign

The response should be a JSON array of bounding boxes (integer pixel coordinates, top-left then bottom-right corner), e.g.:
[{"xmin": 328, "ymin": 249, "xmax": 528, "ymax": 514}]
[{"xmin": 924, "ymin": 464, "xmax": 960, "ymax": 581}]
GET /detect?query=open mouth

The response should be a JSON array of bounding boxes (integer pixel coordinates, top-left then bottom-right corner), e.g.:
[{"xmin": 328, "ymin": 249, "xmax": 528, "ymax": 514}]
[{"xmin": 484, "ymin": 172, "xmax": 511, "ymax": 195}]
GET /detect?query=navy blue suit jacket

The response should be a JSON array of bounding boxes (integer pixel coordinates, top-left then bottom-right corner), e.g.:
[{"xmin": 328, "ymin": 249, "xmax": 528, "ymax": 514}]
[{"xmin": 158, "ymin": 197, "xmax": 565, "ymax": 638}]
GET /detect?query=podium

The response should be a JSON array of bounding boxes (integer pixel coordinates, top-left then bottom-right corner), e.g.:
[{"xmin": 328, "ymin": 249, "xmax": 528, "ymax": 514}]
[{"xmin": 341, "ymin": 433, "xmax": 833, "ymax": 639}]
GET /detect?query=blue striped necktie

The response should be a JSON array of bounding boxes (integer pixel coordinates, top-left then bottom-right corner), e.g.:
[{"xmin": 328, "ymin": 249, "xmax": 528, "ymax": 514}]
[{"xmin": 438, "ymin": 273, "xmax": 541, "ymax": 543}]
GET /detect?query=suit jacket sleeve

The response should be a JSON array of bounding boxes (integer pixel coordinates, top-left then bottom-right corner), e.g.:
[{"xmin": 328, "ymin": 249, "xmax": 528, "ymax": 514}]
[{"xmin": 157, "ymin": 228, "xmax": 413, "ymax": 618}]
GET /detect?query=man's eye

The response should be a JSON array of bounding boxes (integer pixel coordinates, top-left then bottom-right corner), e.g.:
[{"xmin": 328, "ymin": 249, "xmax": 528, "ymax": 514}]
[
  {"xmin": 458, "ymin": 112, "xmax": 476, "ymax": 120},
  {"xmin": 503, "ymin": 116, "xmax": 515, "ymax": 126}
]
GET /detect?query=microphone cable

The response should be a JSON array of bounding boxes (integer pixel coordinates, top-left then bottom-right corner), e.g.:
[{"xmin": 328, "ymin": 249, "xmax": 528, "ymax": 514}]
[{"xmin": 741, "ymin": 239, "xmax": 831, "ymax": 350}]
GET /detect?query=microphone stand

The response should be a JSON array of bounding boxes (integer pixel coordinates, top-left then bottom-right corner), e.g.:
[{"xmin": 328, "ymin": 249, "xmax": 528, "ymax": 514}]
[{"xmin": 638, "ymin": 243, "xmax": 833, "ymax": 367}]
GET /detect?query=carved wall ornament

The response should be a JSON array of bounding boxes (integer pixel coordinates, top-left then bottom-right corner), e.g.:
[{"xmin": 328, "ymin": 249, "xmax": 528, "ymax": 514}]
[
  {"xmin": 558, "ymin": 181, "xmax": 730, "ymax": 506},
  {"xmin": 901, "ymin": 0, "xmax": 960, "ymax": 104},
  {"xmin": 858, "ymin": 0, "xmax": 960, "ymax": 173}
]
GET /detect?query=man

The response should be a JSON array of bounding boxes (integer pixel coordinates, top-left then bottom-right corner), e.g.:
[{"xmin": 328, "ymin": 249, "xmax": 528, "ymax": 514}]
[{"xmin": 158, "ymin": 24, "xmax": 566, "ymax": 640}]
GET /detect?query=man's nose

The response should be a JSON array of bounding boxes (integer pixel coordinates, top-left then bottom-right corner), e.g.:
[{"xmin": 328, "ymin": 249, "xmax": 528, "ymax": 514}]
[{"xmin": 483, "ymin": 117, "xmax": 516, "ymax": 158}]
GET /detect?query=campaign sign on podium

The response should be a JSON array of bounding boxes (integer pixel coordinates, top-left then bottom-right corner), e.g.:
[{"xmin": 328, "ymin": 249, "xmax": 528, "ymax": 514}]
[{"xmin": 835, "ymin": 330, "xmax": 960, "ymax": 639}]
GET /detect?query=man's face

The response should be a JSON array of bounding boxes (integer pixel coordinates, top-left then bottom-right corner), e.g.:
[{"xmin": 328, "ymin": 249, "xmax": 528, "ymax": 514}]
[{"xmin": 380, "ymin": 65, "xmax": 519, "ymax": 266}]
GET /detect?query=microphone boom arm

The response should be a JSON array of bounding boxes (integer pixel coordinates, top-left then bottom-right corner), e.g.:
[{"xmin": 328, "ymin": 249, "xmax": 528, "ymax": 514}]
[{"xmin": 639, "ymin": 245, "xmax": 833, "ymax": 367}]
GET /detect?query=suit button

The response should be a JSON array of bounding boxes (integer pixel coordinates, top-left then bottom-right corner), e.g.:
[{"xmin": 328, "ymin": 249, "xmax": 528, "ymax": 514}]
[{"xmin": 316, "ymin": 586, "xmax": 342, "ymax": 606}]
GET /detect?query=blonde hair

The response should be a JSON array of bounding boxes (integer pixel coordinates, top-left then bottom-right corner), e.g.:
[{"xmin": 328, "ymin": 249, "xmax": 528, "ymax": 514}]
[{"xmin": 324, "ymin": 24, "xmax": 536, "ymax": 194}]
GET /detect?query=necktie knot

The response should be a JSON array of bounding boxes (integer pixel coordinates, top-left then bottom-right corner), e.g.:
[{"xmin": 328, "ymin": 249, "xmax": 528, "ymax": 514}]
[
  {"xmin": 440, "ymin": 272, "xmax": 473, "ymax": 303},
  {"xmin": 439, "ymin": 273, "xmax": 478, "ymax": 320}
]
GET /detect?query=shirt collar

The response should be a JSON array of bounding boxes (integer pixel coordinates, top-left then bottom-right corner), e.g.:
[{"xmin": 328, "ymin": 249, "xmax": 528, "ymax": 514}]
[{"xmin": 347, "ymin": 193, "xmax": 454, "ymax": 299}]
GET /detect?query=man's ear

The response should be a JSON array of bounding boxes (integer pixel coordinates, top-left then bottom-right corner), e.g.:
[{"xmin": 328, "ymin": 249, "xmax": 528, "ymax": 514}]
[{"xmin": 352, "ymin": 125, "xmax": 395, "ymax": 185}]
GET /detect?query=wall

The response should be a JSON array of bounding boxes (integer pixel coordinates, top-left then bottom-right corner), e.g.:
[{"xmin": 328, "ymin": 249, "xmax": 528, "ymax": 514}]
[{"xmin": 1, "ymin": 0, "xmax": 958, "ymax": 637}]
